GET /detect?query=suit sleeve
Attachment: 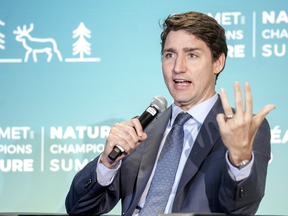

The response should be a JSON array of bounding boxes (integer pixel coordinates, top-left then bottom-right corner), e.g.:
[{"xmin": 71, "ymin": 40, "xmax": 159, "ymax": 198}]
[
  {"xmin": 219, "ymin": 118, "xmax": 271, "ymax": 215},
  {"xmin": 65, "ymin": 155, "xmax": 121, "ymax": 215}
]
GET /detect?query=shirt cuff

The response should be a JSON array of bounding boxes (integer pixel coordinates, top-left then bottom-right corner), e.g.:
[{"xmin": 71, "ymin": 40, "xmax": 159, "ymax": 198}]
[
  {"xmin": 226, "ymin": 151, "xmax": 254, "ymax": 181},
  {"xmin": 96, "ymin": 154, "xmax": 121, "ymax": 186}
]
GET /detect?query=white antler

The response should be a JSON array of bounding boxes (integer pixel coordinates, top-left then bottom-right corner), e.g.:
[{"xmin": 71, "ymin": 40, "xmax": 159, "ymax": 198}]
[
  {"xmin": 13, "ymin": 23, "xmax": 34, "ymax": 36},
  {"xmin": 27, "ymin": 23, "xmax": 34, "ymax": 33}
]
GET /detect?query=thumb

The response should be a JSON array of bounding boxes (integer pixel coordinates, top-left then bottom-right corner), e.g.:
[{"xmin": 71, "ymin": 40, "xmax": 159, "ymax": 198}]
[
  {"xmin": 138, "ymin": 132, "xmax": 147, "ymax": 142},
  {"xmin": 254, "ymin": 104, "xmax": 276, "ymax": 125}
]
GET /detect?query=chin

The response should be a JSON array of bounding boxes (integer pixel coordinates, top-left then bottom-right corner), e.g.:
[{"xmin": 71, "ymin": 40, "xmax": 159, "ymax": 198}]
[{"xmin": 173, "ymin": 98, "xmax": 191, "ymax": 106}]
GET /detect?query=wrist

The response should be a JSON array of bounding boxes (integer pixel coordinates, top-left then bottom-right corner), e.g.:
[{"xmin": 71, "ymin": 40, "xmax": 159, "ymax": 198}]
[
  {"xmin": 100, "ymin": 153, "xmax": 119, "ymax": 169},
  {"xmin": 228, "ymin": 151, "xmax": 252, "ymax": 169},
  {"xmin": 235, "ymin": 159, "xmax": 251, "ymax": 169}
]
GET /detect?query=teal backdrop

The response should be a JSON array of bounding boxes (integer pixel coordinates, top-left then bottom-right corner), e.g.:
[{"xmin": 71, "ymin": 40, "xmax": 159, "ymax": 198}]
[{"xmin": 0, "ymin": 0, "xmax": 287, "ymax": 215}]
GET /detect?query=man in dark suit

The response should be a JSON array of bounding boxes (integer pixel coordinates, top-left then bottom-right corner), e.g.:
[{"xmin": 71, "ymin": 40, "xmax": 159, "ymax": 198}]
[{"xmin": 65, "ymin": 11, "xmax": 275, "ymax": 216}]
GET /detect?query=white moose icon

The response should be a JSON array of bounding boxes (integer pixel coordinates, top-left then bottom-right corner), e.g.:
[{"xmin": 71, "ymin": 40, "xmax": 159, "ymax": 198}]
[{"xmin": 13, "ymin": 23, "xmax": 63, "ymax": 62}]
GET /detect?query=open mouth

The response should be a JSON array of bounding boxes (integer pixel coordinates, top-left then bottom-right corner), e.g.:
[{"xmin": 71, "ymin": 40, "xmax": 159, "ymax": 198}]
[{"xmin": 174, "ymin": 79, "xmax": 191, "ymax": 85}]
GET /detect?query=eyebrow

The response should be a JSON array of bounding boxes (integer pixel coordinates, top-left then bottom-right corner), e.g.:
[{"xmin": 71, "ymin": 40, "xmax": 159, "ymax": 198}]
[
  {"xmin": 163, "ymin": 47, "xmax": 202, "ymax": 53},
  {"xmin": 183, "ymin": 47, "xmax": 201, "ymax": 52}
]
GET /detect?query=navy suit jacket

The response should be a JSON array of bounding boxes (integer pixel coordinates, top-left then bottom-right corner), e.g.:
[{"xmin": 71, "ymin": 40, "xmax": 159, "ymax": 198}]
[{"xmin": 65, "ymin": 97, "xmax": 271, "ymax": 215}]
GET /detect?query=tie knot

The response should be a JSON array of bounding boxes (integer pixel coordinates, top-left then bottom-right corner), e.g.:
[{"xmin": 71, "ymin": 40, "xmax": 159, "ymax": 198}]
[{"xmin": 173, "ymin": 112, "xmax": 191, "ymax": 127}]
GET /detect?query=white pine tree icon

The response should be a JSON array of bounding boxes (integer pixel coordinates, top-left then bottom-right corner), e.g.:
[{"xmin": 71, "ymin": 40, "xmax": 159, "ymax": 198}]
[
  {"xmin": 65, "ymin": 22, "xmax": 100, "ymax": 62},
  {"xmin": 72, "ymin": 22, "xmax": 91, "ymax": 59}
]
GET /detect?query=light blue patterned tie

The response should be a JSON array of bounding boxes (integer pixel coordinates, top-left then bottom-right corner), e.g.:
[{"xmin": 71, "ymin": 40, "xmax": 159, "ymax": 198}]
[{"xmin": 139, "ymin": 112, "xmax": 191, "ymax": 216}]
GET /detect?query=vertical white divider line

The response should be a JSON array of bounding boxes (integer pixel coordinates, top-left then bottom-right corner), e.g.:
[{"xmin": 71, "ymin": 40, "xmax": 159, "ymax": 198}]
[
  {"xmin": 41, "ymin": 127, "xmax": 44, "ymax": 172},
  {"xmin": 253, "ymin": 11, "xmax": 256, "ymax": 58}
]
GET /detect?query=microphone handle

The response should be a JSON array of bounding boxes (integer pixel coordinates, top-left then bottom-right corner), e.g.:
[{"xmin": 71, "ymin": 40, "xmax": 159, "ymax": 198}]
[{"xmin": 108, "ymin": 105, "xmax": 159, "ymax": 161}]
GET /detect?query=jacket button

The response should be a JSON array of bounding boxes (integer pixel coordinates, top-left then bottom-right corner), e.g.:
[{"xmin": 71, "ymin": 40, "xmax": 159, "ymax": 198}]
[
  {"xmin": 239, "ymin": 187, "xmax": 244, "ymax": 198},
  {"xmin": 84, "ymin": 179, "xmax": 92, "ymax": 188}
]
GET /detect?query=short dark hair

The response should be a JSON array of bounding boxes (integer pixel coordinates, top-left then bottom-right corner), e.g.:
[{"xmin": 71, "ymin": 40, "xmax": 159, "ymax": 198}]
[{"xmin": 160, "ymin": 11, "xmax": 228, "ymax": 80}]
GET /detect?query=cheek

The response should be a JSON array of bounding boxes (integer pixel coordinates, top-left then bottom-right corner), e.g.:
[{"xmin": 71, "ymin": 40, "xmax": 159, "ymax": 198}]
[
  {"xmin": 163, "ymin": 73, "xmax": 171, "ymax": 88},
  {"xmin": 162, "ymin": 65, "xmax": 171, "ymax": 82},
  {"xmin": 190, "ymin": 68, "xmax": 202, "ymax": 83},
  {"xmin": 194, "ymin": 64, "xmax": 214, "ymax": 81}
]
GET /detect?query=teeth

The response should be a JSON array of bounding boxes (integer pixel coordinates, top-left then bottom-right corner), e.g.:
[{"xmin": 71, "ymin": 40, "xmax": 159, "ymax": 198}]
[
  {"xmin": 174, "ymin": 79, "xmax": 190, "ymax": 85},
  {"xmin": 175, "ymin": 80, "xmax": 189, "ymax": 85},
  {"xmin": 175, "ymin": 80, "xmax": 185, "ymax": 83}
]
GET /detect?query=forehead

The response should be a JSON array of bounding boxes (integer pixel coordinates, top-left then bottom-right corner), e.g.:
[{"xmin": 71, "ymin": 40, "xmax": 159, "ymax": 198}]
[{"xmin": 164, "ymin": 30, "xmax": 209, "ymax": 51}]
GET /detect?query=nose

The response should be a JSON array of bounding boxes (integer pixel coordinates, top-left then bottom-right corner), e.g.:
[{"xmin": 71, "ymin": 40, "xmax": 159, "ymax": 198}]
[{"xmin": 173, "ymin": 54, "xmax": 186, "ymax": 74}]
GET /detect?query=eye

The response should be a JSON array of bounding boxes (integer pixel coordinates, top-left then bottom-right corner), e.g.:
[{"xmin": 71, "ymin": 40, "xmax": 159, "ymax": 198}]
[
  {"xmin": 189, "ymin": 53, "xmax": 196, "ymax": 58},
  {"xmin": 165, "ymin": 53, "xmax": 174, "ymax": 58}
]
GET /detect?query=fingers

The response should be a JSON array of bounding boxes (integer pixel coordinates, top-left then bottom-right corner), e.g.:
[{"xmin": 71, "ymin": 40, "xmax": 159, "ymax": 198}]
[
  {"xmin": 107, "ymin": 119, "xmax": 146, "ymax": 155},
  {"xmin": 243, "ymin": 82, "xmax": 275, "ymax": 127},
  {"xmin": 220, "ymin": 82, "xmax": 253, "ymax": 121},
  {"xmin": 244, "ymin": 82, "xmax": 253, "ymax": 121},
  {"xmin": 216, "ymin": 113, "xmax": 227, "ymax": 132},
  {"xmin": 234, "ymin": 81, "xmax": 244, "ymax": 121},
  {"xmin": 129, "ymin": 118, "xmax": 144, "ymax": 137},
  {"xmin": 219, "ymin": 88, "xmax": 233, "ymax": 117},
  {"xmin": 220, "ymin": 82, "xmax": 276, "ymax": 124},
  {"xmin": 102, "ymin": 119, "xmax": 147, "ymax": 167}
]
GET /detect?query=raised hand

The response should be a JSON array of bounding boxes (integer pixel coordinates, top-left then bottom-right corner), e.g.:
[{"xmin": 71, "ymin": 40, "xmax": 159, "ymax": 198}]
[{"xmin": 216, "ymin": 81, "xmax": 275, "ymax": 166}]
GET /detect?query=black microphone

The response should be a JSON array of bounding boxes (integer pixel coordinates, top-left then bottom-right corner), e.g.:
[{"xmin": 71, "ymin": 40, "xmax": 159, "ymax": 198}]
[{"xmin": 108, "ymin": 96, "xmax": 167, "ymax": 161}]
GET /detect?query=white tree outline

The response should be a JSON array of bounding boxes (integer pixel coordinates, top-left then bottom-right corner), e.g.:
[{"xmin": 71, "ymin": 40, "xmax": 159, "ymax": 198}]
[{"xmin": 65, "ymin": 22, "xmax": 100, "ymax": 62}]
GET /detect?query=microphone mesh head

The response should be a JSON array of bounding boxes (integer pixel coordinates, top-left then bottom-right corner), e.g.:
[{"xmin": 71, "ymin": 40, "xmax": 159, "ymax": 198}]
[{"xmin": 150, "ymin": 96, "xmax": 167, "ymax": 112}]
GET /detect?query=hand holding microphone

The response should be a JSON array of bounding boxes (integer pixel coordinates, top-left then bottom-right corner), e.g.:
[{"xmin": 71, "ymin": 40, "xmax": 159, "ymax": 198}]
[{"xmin": 107, "ymin": 96, "xmax": 167, "ymax": 161}]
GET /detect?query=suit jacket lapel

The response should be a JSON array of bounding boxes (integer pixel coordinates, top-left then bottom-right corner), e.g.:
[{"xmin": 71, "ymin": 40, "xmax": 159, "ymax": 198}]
[
  {"xmin": 173, "ymin": 96, "xmax": 224, "ymax": 210},
  {"xmin": 125, "ymin": 106, "xmax": 172, "ymax": 214}
]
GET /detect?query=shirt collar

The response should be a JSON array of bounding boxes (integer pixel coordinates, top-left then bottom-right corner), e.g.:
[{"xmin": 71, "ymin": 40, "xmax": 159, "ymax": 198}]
[{"xmin": 170, "ymin": 93, "xmax": 218, "ymax": 127}]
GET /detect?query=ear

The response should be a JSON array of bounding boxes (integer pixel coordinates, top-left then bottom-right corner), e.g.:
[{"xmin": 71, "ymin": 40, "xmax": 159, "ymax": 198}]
[{"xmin": 213, "ymin": 53, "xmax": 226, "ymax": 75}]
